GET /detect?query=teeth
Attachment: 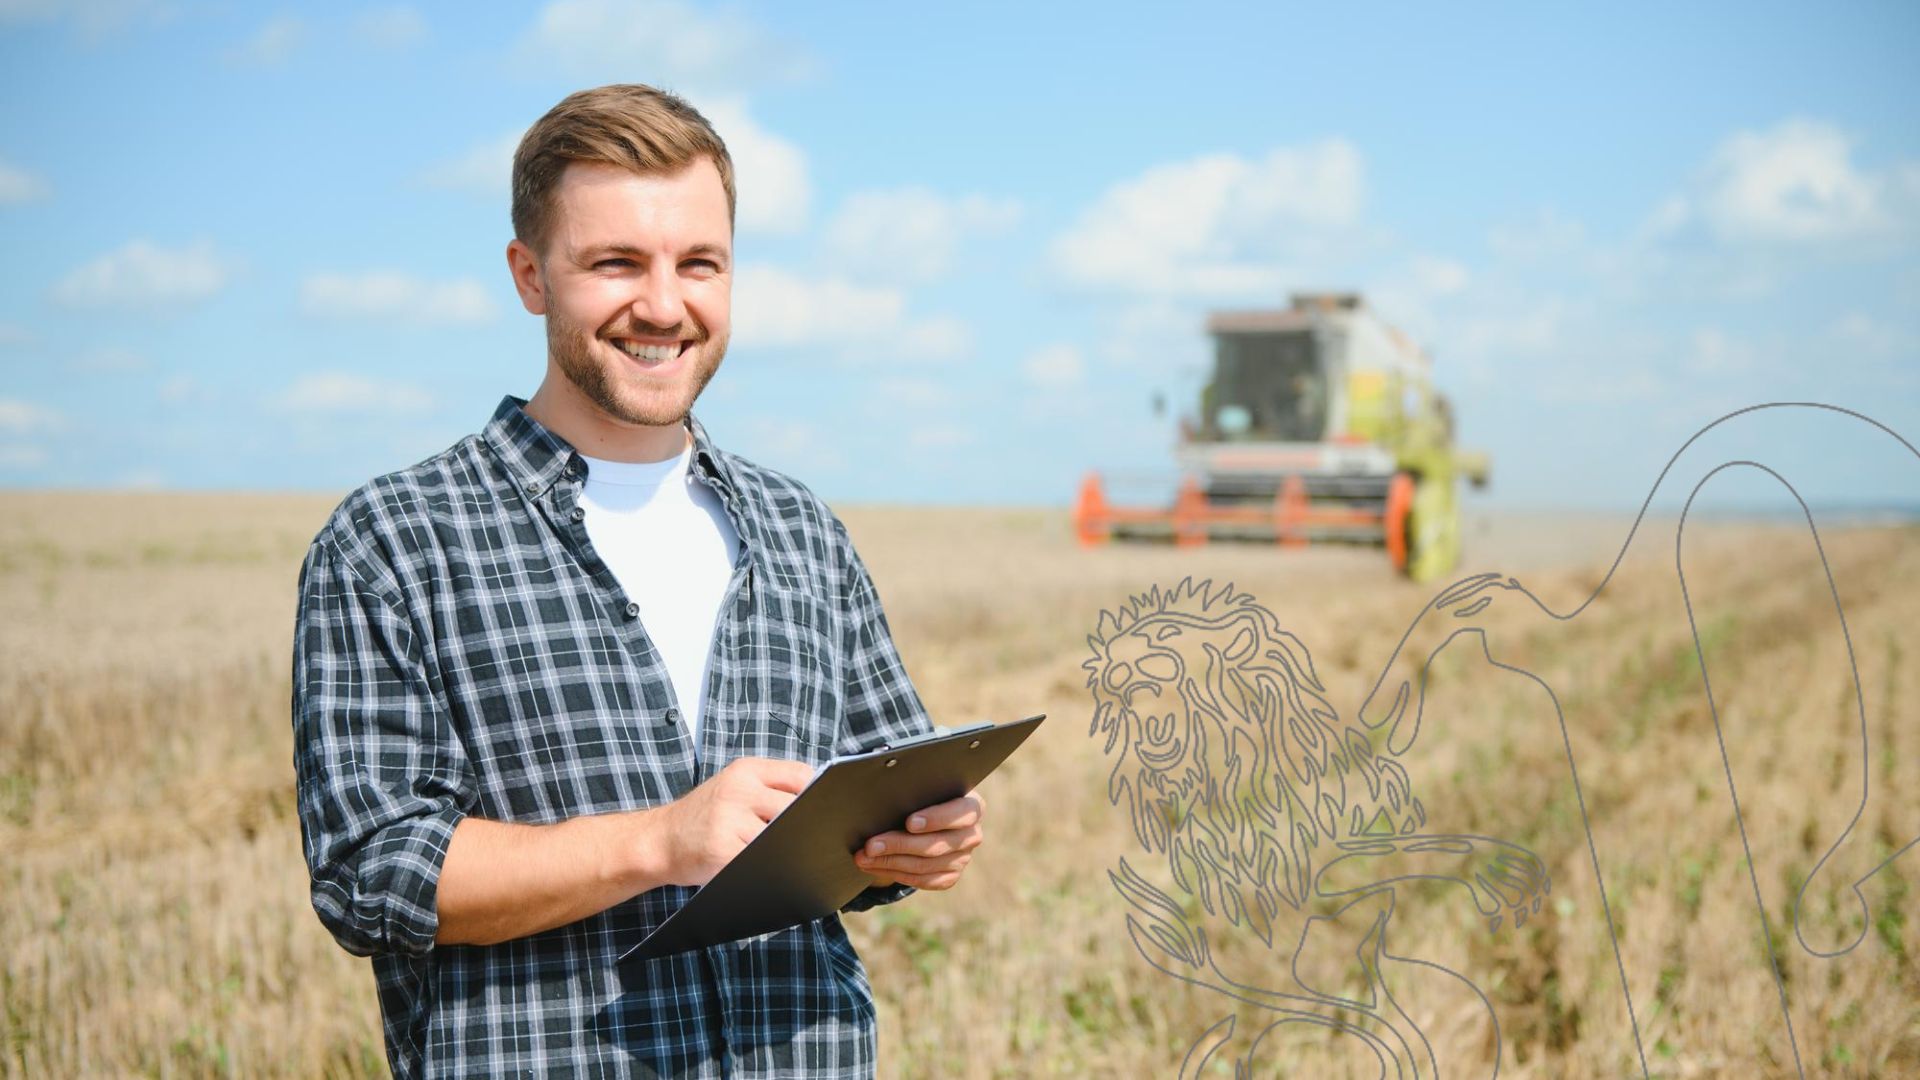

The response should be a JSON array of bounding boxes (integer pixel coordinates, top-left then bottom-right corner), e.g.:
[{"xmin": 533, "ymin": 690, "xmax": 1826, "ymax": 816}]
[{"xmin": 616, "ymin": 340, "xmax": 681, "ymax": 362}]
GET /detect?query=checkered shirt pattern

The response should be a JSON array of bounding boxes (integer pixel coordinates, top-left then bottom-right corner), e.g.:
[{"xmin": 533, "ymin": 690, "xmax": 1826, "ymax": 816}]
[{"xmin": 291, "ymin": 395, "xmax": 932, "ymax": 1078}]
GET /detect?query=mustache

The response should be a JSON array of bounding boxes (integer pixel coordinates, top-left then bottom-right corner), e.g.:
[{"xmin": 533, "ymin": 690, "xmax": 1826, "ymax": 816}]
[{"xmin": 605, "ymin": 320, "xmax": 704, "ymax": 341}]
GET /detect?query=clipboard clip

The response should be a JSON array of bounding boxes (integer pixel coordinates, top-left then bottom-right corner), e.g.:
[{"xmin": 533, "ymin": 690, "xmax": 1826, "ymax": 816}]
[{"xmin": 855, "ymin": 720, "xmax": 994, "ymax": 756}]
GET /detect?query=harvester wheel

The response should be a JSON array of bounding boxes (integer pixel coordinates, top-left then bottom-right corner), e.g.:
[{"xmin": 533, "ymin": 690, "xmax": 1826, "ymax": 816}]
[
  {"xmin": 1384, "ymin": 472, "xmax": 1415, "ymax": 572},
  {"xmin": 1405, "ymin": 473, "xmax": 1462, "ymax": 583}
]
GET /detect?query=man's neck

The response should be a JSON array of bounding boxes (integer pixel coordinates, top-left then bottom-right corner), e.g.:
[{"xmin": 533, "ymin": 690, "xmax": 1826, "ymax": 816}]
[{"xmin": 523, "ymin": 375, "xmax": 691, "ymax": 464}]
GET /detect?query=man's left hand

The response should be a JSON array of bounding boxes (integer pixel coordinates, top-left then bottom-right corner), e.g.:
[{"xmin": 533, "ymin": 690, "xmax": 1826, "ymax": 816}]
[{"xmin": 852, "ymin": 788, "xmax": 985, "ymax": 891}]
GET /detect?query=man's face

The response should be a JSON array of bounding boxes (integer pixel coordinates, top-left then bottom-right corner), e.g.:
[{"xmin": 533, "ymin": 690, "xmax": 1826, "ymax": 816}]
[{"xmin": 512, "ymin": 158, "xmax": 732, "ymax": 428}]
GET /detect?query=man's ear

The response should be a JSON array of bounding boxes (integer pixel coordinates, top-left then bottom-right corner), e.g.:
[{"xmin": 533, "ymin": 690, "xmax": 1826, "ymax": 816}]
[{"xmin": 506, "ymin": 238, "xmax": 548, "ymax": 316}]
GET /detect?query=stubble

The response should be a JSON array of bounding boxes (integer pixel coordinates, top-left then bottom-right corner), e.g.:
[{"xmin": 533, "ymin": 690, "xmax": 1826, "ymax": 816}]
[{"xmin": 546, "ymin": 308, "xmax": 726, "ymax": 427}]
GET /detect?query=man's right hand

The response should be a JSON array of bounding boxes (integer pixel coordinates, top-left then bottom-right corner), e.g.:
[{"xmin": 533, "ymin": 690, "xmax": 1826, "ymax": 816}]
[
  {"xmin": 435, "ymin": 755, "xmax": 815, "ymax": 946},
  {"xmin": 648, "ymin": 756, "xmax": 814, "ymax": 888}
]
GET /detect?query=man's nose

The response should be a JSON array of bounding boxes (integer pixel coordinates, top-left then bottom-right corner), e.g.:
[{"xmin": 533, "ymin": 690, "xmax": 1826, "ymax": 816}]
[{"xmin": 628, "ymin": 268, "xmax": 687, "ymax": 332}]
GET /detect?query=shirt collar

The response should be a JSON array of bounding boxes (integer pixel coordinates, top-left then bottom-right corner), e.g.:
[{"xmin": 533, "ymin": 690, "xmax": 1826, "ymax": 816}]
[{"xmin": 482, "ymin": 395, "xmax": 742, "ymax": 506}]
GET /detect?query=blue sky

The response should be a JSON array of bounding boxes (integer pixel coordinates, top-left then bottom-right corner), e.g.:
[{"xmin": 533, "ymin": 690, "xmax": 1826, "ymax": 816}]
[{"xmin": 1, "ymin": 1, "xmax": 1916, "ymax": 510}]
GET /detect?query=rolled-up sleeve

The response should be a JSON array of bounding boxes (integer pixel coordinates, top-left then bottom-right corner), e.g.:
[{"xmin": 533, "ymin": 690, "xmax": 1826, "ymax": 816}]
[
  {"xmin": 832, "ymin": 520, "xmax": 934, "ymax": 913},
  {"xmin": 292, "ymin": 530, "xmax": 472, "ymax": 957}
]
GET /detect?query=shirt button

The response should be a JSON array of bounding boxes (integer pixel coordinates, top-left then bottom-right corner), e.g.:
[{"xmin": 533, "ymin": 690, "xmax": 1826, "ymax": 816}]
[
  {"xmin": 570, "ymin": 506, "xmax": 586, "ymax": 522},
  {"xmin": 664, "ymin": 707, "xmax": 680, "ymax": 724},
  {"xmin": 527, "ymin": 481, "xmax": 542, "ymax": 496},
  {"xmin": 624, "ymin": 601, "xmax": 640, "ymax": 618}
]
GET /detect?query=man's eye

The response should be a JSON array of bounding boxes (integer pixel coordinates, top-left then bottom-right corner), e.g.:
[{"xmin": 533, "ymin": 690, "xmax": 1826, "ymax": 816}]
[
  {"xmin": 595, "ymin": 258, "xmax": 633, "ymax": 269},
  {"xmin": 684, "ymin": 259, "xmax": 720, "ymax": 271}
]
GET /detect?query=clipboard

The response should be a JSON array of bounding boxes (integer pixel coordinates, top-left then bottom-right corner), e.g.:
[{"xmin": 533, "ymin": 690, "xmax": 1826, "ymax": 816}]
[{"xmin": 620, "ymin": 714, "xmax": 1045, "ymax": 962}]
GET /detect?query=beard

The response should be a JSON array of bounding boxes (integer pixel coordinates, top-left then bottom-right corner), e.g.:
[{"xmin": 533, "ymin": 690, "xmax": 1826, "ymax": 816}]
[{"xmin": 545, "ymin": 306, "xmax": 726, "ymax": 427}]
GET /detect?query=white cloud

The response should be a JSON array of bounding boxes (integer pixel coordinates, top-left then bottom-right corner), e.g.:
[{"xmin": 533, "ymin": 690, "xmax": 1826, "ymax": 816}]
[
  {"xmin": 0, "ymin": 444, "xmax": 49, "ymax": 470},
  {"xmin": 416, "ymin": 102, "xmax": 809, "ymax": 235},
  {"xmin": 1830, "ymin": 312, "xmax": 1918, "ymax": 361},
  {"xmin": 1051, "ymin": 140, "xmax": 1366, "ymax": 295},
  {"xmin": 515, "ymin": 0, "xmax": 815, "ymax": 89},
  {"xmin": 300, "ymin": 271, "xmax": 498, "ymax": 325},
  {"xmin": 0, "ymin": 398, "xmax": 63, "ymax": 436},
  {"xmin": 418, "ymin": 130, "xmax": 522, "ymax": 197},
  {"xmin": 73, "ymin": 346, "xmax": 148, "ymax": 373},
  {"xmin": 158, "ymin": 374, "xmax": 203, "ymax": 403},
  {"xmin": 352, "ymin": 5, "xmax": 426, "ymax": 49},
  {"xmin": 0, "ymin": 387, "xmax": 55, "ymax": 474},
  {"xmin": 1023, "ymin": 343, "xmax": 1085, "ymax": 389},
  {"xmin": 873, "ymin": 377, "xmax": 954, "ymax": 409},
  {"xmin": 1095, "ymin": 299, "xmax": 1208, "ymax": 374},
  {"xmin": 1403, "ymin": 255, "xmax": 1470, "ymax": 297},
  {"xmin": 1657, "ymin": 119, "xmax": 1913, "ymax": 248},
  {"xmin": 731, "ymin": 266, "xmax": 899, "ymax": 343},
  {"xmin": 908, "ymin": 424, "xmax": 975, "ymax": 451},
  {"xmin": 1684, "ymin": 327, "xmax": 1758, "ymax": 376},
  {"xmin": 1434, "ymin": 295, "xmax": 1578, "ymax": 384},
  {"xmin": 225, "ymin": 15, "xmax": 306, "ymax": 67},
  {"xmin": 890, "ymin": 315, "xmax": 971, "ymax": 361},
  {"xmin": 0, "ymin": 0, "xmax": 172, "ymax": 36},
  {"xmin": 52, "ymin": 239, "xmax": 232, "ymax": 310},
  {"xmin": 271, "ymin": 372, "xmax": 434, "ymax": 415},
  {"xmin": 1451, "ymin": 300, "xmax": 1568, "ymax": 361},
  {"xmin": 1535, "ymin": 366, "xmax": 1667, "ymax": 406},
  {"xmin": 823, "ymin": 188, "xmax": 1020, "ymax": 282},
  {"xmin": 702, "ymin": 99, "xmax": 810, "ymax": 235},
  {"xmin": 731, "ymin": 263, "xmax": 968, "ymax": 361},
  {"xmin": 737, "ymin": 417, "xmax": 843, "ymax": 474},
  {"xmin": 0, "ymin": 159, "xmax": 50, "ymax": 204},
  {"xmin": 1489, "ymin": 208, "xmax": 1590, "ymax": 264},
  {"xmin": 1370, "ymin": 254, "xmax": 1472, "ymax": 344}
]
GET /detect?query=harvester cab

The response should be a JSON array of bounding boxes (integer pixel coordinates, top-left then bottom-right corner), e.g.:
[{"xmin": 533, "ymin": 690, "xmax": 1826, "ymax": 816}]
[{"xmin": 1074, "ymin": 292, "xmax": 1489, "ymax": 582}]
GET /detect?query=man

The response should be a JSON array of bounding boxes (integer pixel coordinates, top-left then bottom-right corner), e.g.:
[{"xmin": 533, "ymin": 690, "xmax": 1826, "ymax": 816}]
[{"xmin": 291, "ymin": 83, "xmax": 985, "ymax": 1078}]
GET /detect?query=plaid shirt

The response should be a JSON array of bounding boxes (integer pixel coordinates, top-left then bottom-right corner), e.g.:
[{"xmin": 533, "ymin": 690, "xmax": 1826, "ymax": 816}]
[{"xmin": 291, "ymin": 396, "xmax": 932, "ymax": 1079}]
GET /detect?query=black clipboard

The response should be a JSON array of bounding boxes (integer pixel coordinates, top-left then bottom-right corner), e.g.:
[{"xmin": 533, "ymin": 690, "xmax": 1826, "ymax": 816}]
[{"xmin": 619, "ymin": 714, "xmax": 1045, "ymax": 962}]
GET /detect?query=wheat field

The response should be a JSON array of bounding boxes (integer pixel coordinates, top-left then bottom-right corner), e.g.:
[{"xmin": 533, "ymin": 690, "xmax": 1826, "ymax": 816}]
[{"xmin": 2, "ymin": 491, "xmax": 1915, "ymax": 1077}]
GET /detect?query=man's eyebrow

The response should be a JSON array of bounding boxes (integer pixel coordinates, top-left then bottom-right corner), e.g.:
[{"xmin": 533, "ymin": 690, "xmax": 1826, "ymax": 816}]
[{"xmin": 573, "ymin": 242, "xmax": 731, "ymax": 263}]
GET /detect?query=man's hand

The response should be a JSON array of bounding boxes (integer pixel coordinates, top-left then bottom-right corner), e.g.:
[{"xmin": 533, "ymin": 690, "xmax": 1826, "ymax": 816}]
[
  {"xmin": 435, "ymin": 755, "xmax": 813, "ymax": 946},
  {"xmin": 852, "ymin": 788, "xmax": 986, "ymax": 891},
  {"xmin": 651, "ymin": 756, "xmax": 814, "ymax": 888}
]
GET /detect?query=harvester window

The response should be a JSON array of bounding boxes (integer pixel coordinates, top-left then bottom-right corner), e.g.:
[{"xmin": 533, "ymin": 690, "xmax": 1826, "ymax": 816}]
[{"xmin": 1209, "ymin": 331, "xmax": 1327, "ymax": 443}]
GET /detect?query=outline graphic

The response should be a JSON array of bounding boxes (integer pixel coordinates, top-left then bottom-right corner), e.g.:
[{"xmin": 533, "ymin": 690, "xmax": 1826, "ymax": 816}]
[{"xmin": 1083, "ymin": 402, "xmax": 1918, "ymax": 1078}]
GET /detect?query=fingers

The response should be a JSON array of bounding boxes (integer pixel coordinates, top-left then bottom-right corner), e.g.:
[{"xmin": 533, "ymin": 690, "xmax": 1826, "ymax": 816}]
[
  {"xmin": 855, "ymin": 848, "xmax": 973, "ymax": 883},
  {"xmin": 861, "ymin": 825, "xmax": 979, "ymax": 860},
  {"xmin": 871, "ymin": 870, "xmax": 964, "ymax": 891},
  {"xmin": 729, "ymin": 756, "xmax": 815, "ymax": 794},
  {"xmin": 853, "ymin": 788, "xmax": 987, "ymax": 891},
  {"xmin": 902, "ymin": 790, "xmax": 986, "ymax": 834},
  {"xmin": 746, "ymin": 785, "xmax": 798, "ymax": 823},
  {"xmin": 714, "ymin": 757, "xmax": 814, "ymax": 821}
]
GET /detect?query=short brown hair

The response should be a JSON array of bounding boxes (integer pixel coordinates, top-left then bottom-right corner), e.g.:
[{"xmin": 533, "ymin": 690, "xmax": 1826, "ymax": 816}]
[{"xmin": 510, "ymin": 83, "xmax": 736, "ymax": 259}]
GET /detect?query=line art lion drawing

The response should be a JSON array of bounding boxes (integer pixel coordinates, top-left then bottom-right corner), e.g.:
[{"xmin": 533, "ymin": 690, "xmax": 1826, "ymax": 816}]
[
  {"xmin": 1083, "ymin": 403, "xmax": 1919, "ymax": 1079},
  {"xmin": 1084, "ymin": 577, "xmax": 1548, "ymax": 1079}
]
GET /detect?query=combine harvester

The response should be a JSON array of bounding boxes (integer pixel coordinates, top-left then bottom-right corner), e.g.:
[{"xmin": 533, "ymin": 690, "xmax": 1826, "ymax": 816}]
[{"xmin": 1073, "ymin": 293, "xmax": 1488, "ymax": 582}]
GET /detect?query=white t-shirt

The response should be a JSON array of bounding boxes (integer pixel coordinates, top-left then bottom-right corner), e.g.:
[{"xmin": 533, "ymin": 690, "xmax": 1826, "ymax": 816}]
[{"xmin": 577, "ymin": 439, "xmax": 742, "ymax": 749}]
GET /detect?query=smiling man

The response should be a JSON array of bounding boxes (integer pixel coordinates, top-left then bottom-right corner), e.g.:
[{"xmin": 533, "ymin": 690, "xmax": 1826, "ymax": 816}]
[{"xmin": 291, "ymin": 83, "xmax": 984, "ymax": 1079}]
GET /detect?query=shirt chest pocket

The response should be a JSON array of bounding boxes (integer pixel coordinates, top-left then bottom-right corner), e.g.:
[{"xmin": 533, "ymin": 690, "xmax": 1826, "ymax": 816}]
[{"xmin": 749, "ymin": 583, "xmax": 845, "ymax": 759}]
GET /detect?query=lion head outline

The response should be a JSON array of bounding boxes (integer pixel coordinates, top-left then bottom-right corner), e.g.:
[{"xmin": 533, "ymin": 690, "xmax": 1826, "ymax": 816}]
[{"xmin": 1084, "ymin": 576, "xmax": 1426, "ymax": 947}]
